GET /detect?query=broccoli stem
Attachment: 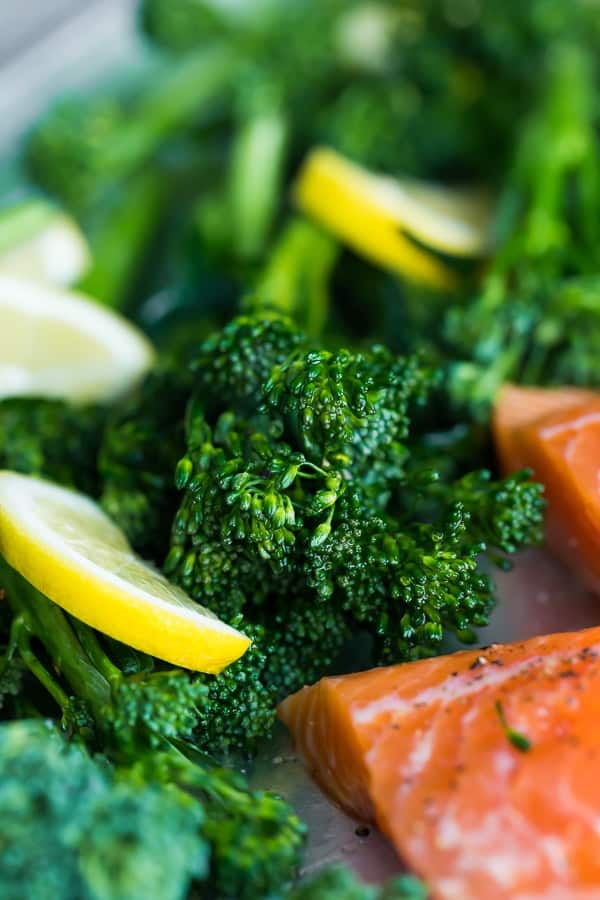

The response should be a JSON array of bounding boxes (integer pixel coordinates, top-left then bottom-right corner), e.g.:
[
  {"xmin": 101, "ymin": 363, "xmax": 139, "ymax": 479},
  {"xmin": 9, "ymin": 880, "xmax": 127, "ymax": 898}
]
[
  {"xmin": 77, "ymin": 169, "xmax": 167, "ymax": 309},
  {"xmin": 492, "ymin": 43, "xmax": 598, "ymax": 282},
  {"xmin": 69, "ymin": 618, "xmax": 123, "ymax": 688},
  {"xmin": 10, "ymin": 615, "xmax": 71, "ymax": 710},
  {"xmin": 0, "ymin": 557, "xmax": 111, "ymax": 717},
  {"xmin": 100, "ymin": 46, "xmax": 236, "ymax": 177},
  {"xmin": 248, "ymin": 217, "xmax": 339, "ymax": 335},
  {"xmin": 229, "ymin": 90, "xmax": 289, "ymax": 261}
]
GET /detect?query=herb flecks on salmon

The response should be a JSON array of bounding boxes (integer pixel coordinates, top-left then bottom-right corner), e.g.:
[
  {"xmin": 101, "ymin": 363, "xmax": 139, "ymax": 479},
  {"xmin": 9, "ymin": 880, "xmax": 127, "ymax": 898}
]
[{"xmin": 279, "ymin": 627, "xmax": 600, "ymax": 900}]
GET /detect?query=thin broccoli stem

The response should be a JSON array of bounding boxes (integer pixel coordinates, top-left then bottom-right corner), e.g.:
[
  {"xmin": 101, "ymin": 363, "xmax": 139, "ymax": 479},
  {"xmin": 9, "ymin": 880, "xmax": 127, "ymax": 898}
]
[
  {"xmin": 102, "ymin": 46, "xmax": 237, "ymax": 176},
  {"xmin": 248, "ymin": 218, "xmax": 339, "ymax": 335},
  {"xmin": 11, "ymin": 616, "xmax": 71, "ymax": 711},
  {"xmin": 69, "ymin": 618, "xmax": 123, "ymax": 688},
  {"xmin": 78, "ymin": 168, "xmax": 167, "ymax": 309},
  {"xmin": 229, "ymin": 98, "xmax": 289, "ymax": 261},
  {"xmin": 0, "ymin": 557, "xmax": 111, "ymax": 716}
]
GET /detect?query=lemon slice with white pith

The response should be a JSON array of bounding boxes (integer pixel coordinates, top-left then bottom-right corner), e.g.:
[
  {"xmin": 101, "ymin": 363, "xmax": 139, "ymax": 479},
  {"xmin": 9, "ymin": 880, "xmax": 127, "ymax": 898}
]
[
  {"xmin": 0, "ymin": 274, "xmax": 154, "ymax": 402},
  {"xmin": 0, "ymin": 199, "xmax": 90, "ymax": 286},
  {"xmin": 0, "ymin": 472, "xmax": 250, "ymax": 673},
  {"xmin": 293, "ymin": 147, "xmax": 494, "ymax": 289}
]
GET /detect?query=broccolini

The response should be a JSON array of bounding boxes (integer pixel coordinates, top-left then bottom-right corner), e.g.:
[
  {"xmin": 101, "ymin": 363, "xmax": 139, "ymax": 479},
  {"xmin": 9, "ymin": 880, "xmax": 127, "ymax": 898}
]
[
  {"xmin": 443, "ymin": 44, "xmax": 600, "ymax": 416},
  {"xmin": 0, "ymin": 718, "xmax": 306, "ymax": 900},
  {"xmin": 164, "ymin": 312, "xmax": 543, "ymax": 754}
]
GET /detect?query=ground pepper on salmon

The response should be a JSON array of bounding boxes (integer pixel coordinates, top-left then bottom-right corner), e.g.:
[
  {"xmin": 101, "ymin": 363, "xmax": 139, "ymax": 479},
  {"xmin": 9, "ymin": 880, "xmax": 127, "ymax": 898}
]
[{"xmin": 279, "ymin": 626, "xmax": 600, "ymax": 900}]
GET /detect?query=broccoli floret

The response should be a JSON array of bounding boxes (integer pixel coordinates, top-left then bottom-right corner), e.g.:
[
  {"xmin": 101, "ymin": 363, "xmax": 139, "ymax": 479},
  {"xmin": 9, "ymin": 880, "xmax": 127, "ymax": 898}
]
[
  {"xmin": 25, "ymin": 49, "xmax": 234, "ymax": 215},
  {"xmin": 164, "ymin": 315, "xmax": 543, "ymax": 752},
  {"xmin": 26, "ymin": 96, "xmax": 127, "ymax": 213},
  {"xmin": 191, "ymin": 314, "xmax": 305, "ymax": 411},
  {"xmin": 154, "ymin": 751, "xmax": 306, "ymax": 899},
  {"xmin": 0, "ymin": 583, "xmax": 306, "ymax": 897},
  {"xmin": 441, "ymin": 45, "xmax": 600, "ymax": 415},
  {"xmin": 0, "ymin": 397, "xmax": 105, "ymax": 496},
  {"xmin": 0, "ymin": 558, "xmax": 205, "ymax": 755},
  {"xmin": 285, "ymin": 866, "xmax": 429, "ymax": 900},
  {"xmin": 191, "ymin": 623, "xmax": 275, "ymax": 758},
  {"xmin": 189, "ymin": 604, "xmax": 348, "ymax": 758},
  {"xmin": 260, "ymin": 601, "xmax": 349, "ymax": 702},
  {"xmin": 0, "ymin": 719, "xmax": 207, "ymax": 900}
]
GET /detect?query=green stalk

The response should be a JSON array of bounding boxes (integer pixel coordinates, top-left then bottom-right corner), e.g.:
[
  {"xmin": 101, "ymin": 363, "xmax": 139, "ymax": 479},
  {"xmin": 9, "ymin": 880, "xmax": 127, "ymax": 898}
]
[
  {"xmin": 247, "ymin": 217, "xmax": 339, "ymax": 336},
  {"xmin": 10, "ymin": 616, "xmax": 71, "ymax": 711},
  {"xmin": 78, "ymin": 168, "xmax": 167, "ymax": 309},
  {"xmin": 69, "ymin": 618, "xmax": 123, "ymax": 688},
  {"xmin": 0, "ymin": 557, "xmax": 111, "ymax": 717},
  {"xmin": 101, "ymin": 46, "xmax": 236, "ymax": 176},
  {"xmin": 229, "ymin": 92, "xmax": 289, "ymax": 261},
  {"xmin": 492, "ymin": 43, "xmax": 599, "ymax": 284}
]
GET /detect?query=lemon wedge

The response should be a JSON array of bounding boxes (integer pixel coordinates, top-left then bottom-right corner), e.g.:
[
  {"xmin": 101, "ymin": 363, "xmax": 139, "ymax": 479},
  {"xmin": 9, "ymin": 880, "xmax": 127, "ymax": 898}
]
[
  {"xmin": 0, "ymin": 274, "xmax": 154, "ymax": 402},
  {"xmin": 293, "ymin": 147, "xmax": 494, "ymax": 289},
  {"xmin": 0, "ymin": 472, "xmax": 250, "ymax": 673},
  {"xmin": 0, "ymin": 199, "xmax": 90, "ymax": 286}
]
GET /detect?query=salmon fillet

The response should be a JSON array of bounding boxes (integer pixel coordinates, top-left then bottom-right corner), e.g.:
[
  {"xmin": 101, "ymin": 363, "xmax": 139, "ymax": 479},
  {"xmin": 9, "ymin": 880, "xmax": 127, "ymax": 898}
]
[
  {"xmin": 493, "ymin": 385, "xmax": 600, "ymax": 595},
  {"xmin": 492, "ymin": 384, "xmax": 597, "ymax": 475},
  {"xmin": 279, "ymin": 627, "xmax": 600, "ymax": 900}
]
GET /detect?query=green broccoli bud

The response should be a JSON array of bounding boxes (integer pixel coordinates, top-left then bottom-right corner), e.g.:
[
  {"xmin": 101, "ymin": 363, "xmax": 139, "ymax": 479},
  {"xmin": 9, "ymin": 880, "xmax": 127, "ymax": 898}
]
[
  {"xmin": 0, "ymin": 720, "xmax": 207, "ymax": 900},
  {"xmin": 26, "ymin": 48, "xmax": 235, "ymax": 214},
  {"xmin": 0, "ymin": 397, "xmax": 105, "ymax": 497}
]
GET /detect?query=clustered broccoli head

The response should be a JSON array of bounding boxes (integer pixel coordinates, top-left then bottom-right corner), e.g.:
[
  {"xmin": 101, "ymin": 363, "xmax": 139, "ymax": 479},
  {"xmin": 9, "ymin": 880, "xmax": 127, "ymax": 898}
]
[
  {"xmin": 106, "ymin": 669, "xmax": 208, "ymax": 751},
  {"xmin": 162, "ymin": 312, "xmax": 543, "ymax": 754},
  {"xmin": 0, "ymin": 719, "xmax": 307, "ymax": 900},
  {"xmin": 0, "ymin": 310, "xmax": 544, "ymax": 765},
  {"xmin": 445, "ymin": 274, "xmax": 600, "ymax": 420},
  {"xmin": 0, "ymin": 719, "xmax": 207, "ymax": 900},
  {"xmin": 128, "ymin": 749, "xmax": 307, "ymax": 900},
  {"xmin": 191, "ymin": 314, "xmax": 305, "ymax": 411},
  {"xmin": 25, "ymin": 97, "xmax": 128, "ymax": 213}
]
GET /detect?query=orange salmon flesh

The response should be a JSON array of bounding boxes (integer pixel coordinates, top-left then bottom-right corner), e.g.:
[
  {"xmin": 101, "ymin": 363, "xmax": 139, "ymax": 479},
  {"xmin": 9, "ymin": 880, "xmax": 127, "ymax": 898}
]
[
  {"xmin": 279, "ymin": 626, "xmax": 600, "ymax": 900},
  {"xmin": 493, "ymin": 384, "xmax": 600, "ymax": 594}
]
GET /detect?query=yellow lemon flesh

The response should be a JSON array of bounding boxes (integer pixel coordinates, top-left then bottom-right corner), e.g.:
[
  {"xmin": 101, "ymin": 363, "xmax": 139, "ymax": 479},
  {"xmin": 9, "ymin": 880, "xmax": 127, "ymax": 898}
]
[
  {"xmin": 0, "ymin": 472, "xmax": 250, "ymax": 673},
  {"xmin": 294, "ymin": 147, "xmax": 494, "ymax": 290},
  {"xmin": 0, "ymin": 274, "xmax": 154, "ymax": 402}
]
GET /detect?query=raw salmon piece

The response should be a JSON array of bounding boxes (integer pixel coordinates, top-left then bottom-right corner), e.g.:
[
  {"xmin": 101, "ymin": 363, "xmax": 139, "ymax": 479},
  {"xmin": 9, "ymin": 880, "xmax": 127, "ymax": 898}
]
[
  {"xmin": 493, "ymin": 387, "xmax": 600, "ymax": 594},
  {"xmin": 279, "ymin": 627, "xmax": 600, "ymax": 900},
  {"xmin": 518, "ymin": 401, "xmax": 600, "ymax": 595},
  {"xmin": 492, "ymin": 383, "xmax": 597, "ymax": 474}
]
